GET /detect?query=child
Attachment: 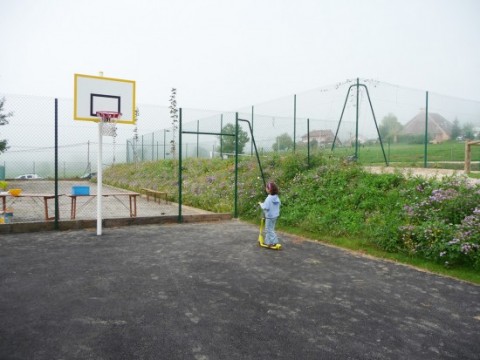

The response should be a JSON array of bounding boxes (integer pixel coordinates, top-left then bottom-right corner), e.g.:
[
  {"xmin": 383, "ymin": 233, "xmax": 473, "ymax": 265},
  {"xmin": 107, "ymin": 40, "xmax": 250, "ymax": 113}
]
[{"xmin": 259, "ymin": 182, "xmax": 281, "ymax": 248}]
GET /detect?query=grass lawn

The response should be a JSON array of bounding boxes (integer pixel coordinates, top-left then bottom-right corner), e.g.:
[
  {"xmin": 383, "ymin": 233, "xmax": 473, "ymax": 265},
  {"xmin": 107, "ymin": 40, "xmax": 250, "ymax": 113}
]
[{"xmin": 323, "ymin": 141, "xmax": 480, "ymax": 170}]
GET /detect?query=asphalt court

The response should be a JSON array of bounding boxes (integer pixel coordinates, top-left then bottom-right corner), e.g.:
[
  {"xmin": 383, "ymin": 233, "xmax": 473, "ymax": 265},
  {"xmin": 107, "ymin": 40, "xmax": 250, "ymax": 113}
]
[{"xmin": 1, "ymin": 220, "xmax": 479, "ymax": 359}]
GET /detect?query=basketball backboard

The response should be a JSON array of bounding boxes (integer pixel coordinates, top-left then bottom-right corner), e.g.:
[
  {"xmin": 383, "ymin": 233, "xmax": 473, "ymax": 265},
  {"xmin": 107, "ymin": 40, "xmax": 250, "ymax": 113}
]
[{"xmin": 74, "ymin": 74, "xmax": 136, "ymax": 124}]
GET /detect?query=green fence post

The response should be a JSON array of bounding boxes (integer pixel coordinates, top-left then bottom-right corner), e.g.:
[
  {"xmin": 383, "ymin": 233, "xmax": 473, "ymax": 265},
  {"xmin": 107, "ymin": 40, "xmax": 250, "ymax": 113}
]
[
  {"xmin": 220, "ymin": 114, "xmax": 223, "ymax": 158},
  {"xmin": 54, "ymin": 98, "xmax": 59, "ymax": 230},
  {"xmin": 234, "ymin": 113, "xmax": 239, "ymax": 218},
  {"xmin": 307, "ymin": 118, "xmax": 310, "ymax": 168},
  {"xmin": 424, "ymin": 91, "xmax": 429, "ymax": 168},
  {"xmin": 178, "ymin": 108, "xmax": 183, "ymax": 222},
  {"xmin": 355, "ymin": 78, "xmax": 360, "ymax": 159},
  {"xmin": 388, "ymin": 139, "xmax": 391, "ymax": 163},
  {"xmin": 293, "ymin": 94, "xmax": 297, "ymax": 153},
  {"xmin": 196, "ymin": 120, "xmax": 199, "ymax": 158}
]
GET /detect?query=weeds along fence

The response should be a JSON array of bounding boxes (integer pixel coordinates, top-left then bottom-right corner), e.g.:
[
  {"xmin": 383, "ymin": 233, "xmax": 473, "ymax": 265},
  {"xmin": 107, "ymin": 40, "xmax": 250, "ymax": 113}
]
[{"xmin": 127, "ymin": 79, "xmax": 480, "ymax": 171}]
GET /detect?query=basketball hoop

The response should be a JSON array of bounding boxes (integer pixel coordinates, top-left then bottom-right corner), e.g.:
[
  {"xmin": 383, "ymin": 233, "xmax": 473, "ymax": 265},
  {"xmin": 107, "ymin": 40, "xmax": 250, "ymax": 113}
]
[{"xmin": 96, "ymin": 111, "xmax": 121, "ymax": 137}]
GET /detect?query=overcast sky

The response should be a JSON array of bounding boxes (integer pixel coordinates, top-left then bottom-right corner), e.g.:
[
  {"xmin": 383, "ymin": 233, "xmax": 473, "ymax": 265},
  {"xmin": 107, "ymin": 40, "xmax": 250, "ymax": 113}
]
[{"xmin": 2, "ymin": 0, "xmax": 480, "ymax": 111}]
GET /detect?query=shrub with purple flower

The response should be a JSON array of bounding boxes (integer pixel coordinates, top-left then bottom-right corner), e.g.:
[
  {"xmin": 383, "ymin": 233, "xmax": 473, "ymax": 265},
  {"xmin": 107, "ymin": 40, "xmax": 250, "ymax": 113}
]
[
  {"xmin": 446, "ymin": 207, "xmax": 480, "ymax": 268},
  {"xmin": 399, "ymin": 176, "xmax": 480, "ymax": 269}
]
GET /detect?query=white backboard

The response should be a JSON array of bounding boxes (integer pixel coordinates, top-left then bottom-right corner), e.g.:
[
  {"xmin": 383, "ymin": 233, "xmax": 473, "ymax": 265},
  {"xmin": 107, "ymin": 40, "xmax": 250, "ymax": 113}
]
[{"xmin": 74, "ymin": 74, "xmax": 136, "ymax": 124}]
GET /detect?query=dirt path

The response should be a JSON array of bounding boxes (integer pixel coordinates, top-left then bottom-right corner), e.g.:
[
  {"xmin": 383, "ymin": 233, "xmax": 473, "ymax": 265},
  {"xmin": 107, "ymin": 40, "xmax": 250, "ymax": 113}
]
[{"xmin": 364, "ymin": 166, "xmax": 480, "ymax": 184}]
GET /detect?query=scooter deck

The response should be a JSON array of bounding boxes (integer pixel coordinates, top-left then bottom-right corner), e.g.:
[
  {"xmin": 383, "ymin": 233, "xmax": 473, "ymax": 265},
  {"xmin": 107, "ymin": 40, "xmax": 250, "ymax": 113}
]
[{"xmin": 258, "ymin": 241, "xmax": 282, "ymax": 250}]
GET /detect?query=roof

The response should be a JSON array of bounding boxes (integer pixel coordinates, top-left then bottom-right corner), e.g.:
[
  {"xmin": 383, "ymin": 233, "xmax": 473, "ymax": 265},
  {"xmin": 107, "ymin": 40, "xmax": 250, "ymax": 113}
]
[
  {"xmin": 300, "ymin": 129, "xmax": 335, "ymax": 139},
  {"xmin": 402, "ymin": 111, "xmax": 452, "ymax": 136}
]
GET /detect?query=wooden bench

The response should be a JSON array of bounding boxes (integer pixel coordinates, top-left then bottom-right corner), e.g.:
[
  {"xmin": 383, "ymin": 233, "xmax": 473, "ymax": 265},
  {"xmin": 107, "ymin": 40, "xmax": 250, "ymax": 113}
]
[
  {"xmin": 68, "ymin": 192, "xmax": 140, "ymax": 219},
  {"xmin": 141, "ymin": 188, "xmax": 168, "ymax": 204},
  {"xmin": 1, "ymin": 193, "xmax": 60, "ymax": 221}
]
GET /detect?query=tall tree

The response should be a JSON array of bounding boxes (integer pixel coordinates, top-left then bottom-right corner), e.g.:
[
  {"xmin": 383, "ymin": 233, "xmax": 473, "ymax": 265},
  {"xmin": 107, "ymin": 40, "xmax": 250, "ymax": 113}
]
[
  {"xmin": 218, "ymin": 123, "xmax": 249, "ymax": 154},
  {"xmin": 0, "ymin": 97, "xmax": 13, "ymax": 154},
  {"xmin": 272, "ymin": 133, "xmax": 293, "ymax": 151},
  {"xmin": 450, "ymin": 118, "xmax": 461, "ymax": 140},
  {"xmin": 379, "ymin": 113, "xmax": 403, "ymax": 143},
  {"xmin": 462, "ymin": 123, "xmax": 475, "ymax": 140}
]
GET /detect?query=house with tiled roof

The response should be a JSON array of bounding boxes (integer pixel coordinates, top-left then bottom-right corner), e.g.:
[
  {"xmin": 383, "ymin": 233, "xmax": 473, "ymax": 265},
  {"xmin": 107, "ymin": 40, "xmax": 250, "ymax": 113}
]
[
  {"xmin": 300, "ymin": 129, "xmax": 342, "ymax": 146},
  {"xmin": 401, "ymin": 110, "xmax": 452, "ymax": 143}
]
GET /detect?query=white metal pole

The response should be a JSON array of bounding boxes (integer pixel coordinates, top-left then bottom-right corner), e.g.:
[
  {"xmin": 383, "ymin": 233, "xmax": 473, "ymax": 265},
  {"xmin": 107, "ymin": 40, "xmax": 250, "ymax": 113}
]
[
  {"xmin": 97, "ymin": 71, "xmax": 104, "ymax": 236},
  {"xmin": 97, "ymin": 121, "xmax": 103, "ymax": 235}
]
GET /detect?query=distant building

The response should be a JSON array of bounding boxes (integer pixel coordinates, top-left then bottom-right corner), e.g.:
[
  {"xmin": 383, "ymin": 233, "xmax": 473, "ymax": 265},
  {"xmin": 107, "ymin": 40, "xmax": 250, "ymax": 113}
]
[
  {"xmin": 401, "ymin": 110, "xmax": 452, "ymax": 143},
  {"xmin": 346, "ymin": 135, "xmax": 369, "ymax": 146},
  {"xmin": 301, "ymin": 129, "xmax": 342, "ymax": 146}
]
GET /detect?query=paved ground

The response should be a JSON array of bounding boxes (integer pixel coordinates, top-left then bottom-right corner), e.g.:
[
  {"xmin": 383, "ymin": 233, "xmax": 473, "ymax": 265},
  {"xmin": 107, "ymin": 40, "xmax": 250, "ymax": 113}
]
[{"xmin": 1, "ymin": 221, "xmax": 479, "ymax": 359}]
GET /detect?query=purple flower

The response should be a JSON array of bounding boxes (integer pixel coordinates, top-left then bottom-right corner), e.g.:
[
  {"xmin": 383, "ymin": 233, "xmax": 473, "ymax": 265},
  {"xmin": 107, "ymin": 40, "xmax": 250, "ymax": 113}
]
[
  {"xmin": 461, "ymin": 243, "xmax": 473, "ymax": 254},
  {"xmin": 403, "ymin": 205, "xmax": 414, "ymax": 216},
  {"xmin": 428, "ymin": 188, "xmax": 458, "ymax": 203}
]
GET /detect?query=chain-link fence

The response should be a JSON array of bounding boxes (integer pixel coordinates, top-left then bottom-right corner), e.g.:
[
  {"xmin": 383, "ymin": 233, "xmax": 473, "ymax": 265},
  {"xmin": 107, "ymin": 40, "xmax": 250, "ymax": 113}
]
[
  {"xmin": 0, "ymin": 95, "xmax": 133, "ymax": 180},
  {"xmin": 2, "ymin": 79, "xmax": 480, "ymax": 224},
  {"xmin": 129, "ymin": 79, "xmax": 480, "ymax": 170}
]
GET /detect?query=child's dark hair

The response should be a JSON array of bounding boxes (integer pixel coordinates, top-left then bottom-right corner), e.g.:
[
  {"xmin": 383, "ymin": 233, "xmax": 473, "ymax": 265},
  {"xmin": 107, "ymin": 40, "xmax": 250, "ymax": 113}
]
[{"xmin": 267, "ymin": 182, "xmax": 279, "ymax": 195}]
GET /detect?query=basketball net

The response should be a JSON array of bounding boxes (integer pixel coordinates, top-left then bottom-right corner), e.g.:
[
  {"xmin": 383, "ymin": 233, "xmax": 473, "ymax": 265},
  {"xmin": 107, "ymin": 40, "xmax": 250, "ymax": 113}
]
[{"xmin": 96, "ymin": 111, "xmax": 121, "ymax": 137}]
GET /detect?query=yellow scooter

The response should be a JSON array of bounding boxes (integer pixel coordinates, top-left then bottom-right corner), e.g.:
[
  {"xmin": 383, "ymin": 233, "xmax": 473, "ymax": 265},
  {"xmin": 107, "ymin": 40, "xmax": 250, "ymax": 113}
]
[{"xmin": 258, "ymin": 217, "xmax": 282, "ymax": 250}]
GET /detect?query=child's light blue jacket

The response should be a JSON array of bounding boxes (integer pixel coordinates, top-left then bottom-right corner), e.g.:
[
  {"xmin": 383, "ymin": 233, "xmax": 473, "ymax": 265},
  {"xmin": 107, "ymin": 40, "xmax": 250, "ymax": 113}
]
[{"xmin": 260, "ymin": 194, "xmax": 281, "ymax": 218}]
